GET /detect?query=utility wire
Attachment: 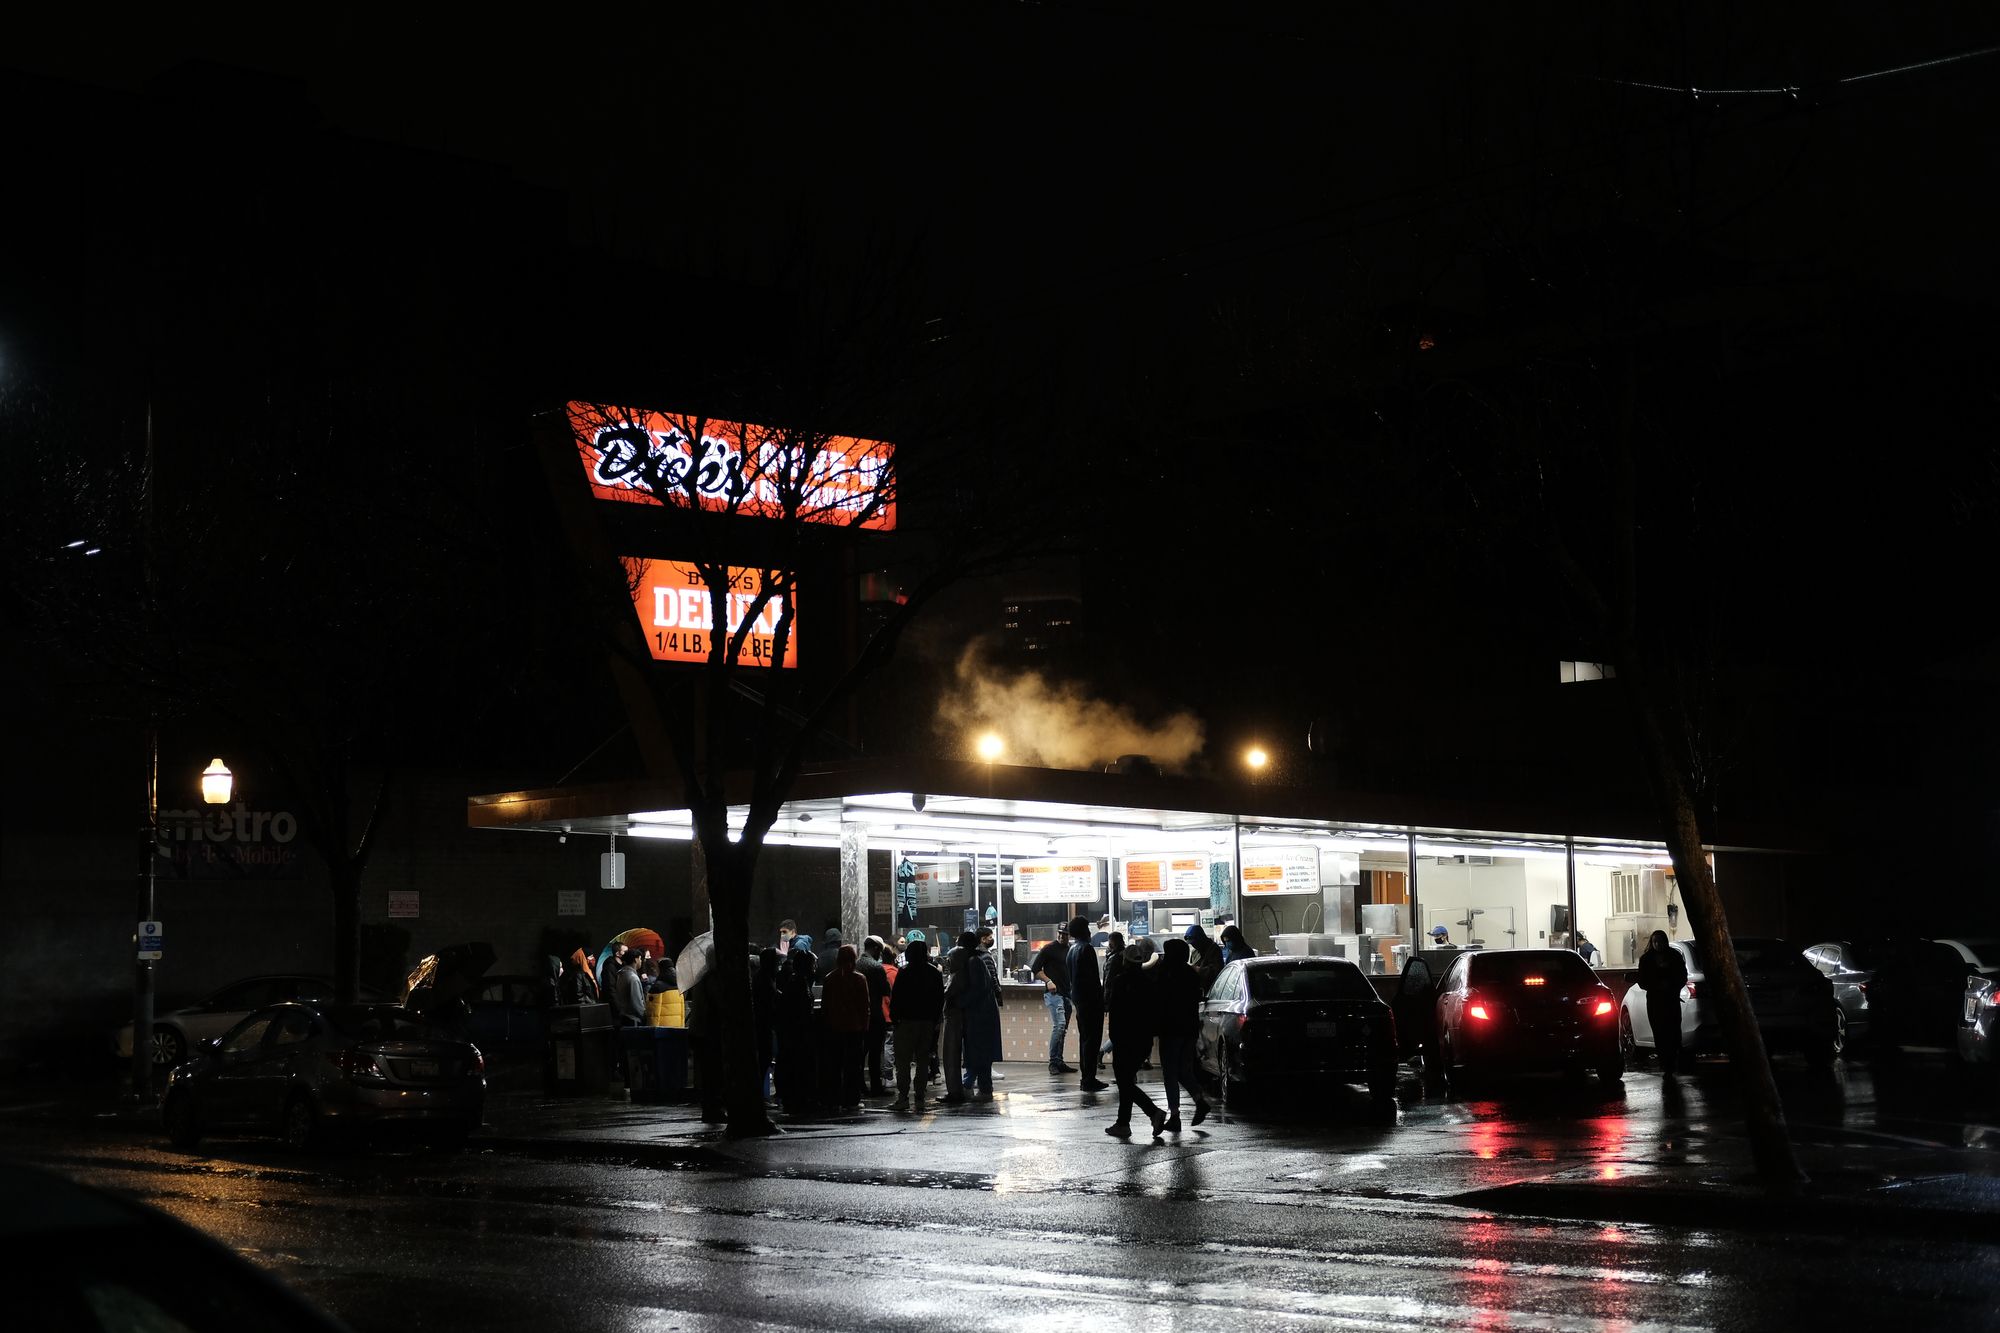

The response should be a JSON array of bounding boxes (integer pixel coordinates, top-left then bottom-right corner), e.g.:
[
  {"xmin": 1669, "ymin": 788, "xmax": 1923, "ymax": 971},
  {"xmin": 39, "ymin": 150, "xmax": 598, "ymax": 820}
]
[{"xmin": 1586, "ymin": 40, "xmax": 2000, "ymax": 99}]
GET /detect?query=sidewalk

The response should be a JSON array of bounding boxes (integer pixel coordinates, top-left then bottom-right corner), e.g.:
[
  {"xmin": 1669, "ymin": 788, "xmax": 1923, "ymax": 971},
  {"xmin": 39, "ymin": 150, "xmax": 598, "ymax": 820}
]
[{"xmin": 477, "ymin": 1064, "xmax": 2000, "ymax": 1242}]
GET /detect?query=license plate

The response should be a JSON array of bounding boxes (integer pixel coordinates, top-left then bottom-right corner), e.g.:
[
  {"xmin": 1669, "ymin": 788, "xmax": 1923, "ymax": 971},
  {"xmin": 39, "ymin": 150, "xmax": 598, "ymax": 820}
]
[
  {"xmin": 408, "ymin": 1060, "xmax": 440, "ymax": 1077},
  {"xmin": 1307, "ymin": 1020, "xmax": 1338, "ymax": 1040}
]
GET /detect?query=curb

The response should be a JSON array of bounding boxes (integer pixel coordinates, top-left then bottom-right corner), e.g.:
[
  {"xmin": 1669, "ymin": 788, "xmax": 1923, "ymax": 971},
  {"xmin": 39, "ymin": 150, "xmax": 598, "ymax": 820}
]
[{"xmin": 1452, "ymin": 1179, "xmax": 2000, "ymax": 1242}]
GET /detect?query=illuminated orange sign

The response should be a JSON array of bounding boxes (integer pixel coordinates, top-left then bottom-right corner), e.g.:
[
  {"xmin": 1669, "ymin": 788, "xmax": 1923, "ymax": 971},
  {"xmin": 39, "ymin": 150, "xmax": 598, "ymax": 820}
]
[
  {"xmin": 570, "ymin": 402, "xmax": 895, "ymax": 530},
  {"xmin": 627, "ymin": 559, "xmax": 798, "ymax": 668}
]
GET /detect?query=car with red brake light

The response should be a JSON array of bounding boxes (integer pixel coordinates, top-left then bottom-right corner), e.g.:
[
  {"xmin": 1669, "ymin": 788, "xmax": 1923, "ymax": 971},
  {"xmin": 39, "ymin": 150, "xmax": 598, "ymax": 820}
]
[
  {"xmin": 1621, "ymin": 936, "xmax": 1839, "ymax": 1067},
  {"xmin": 1431, "ymin": 948, "xmax": 1623, "ymax": 1093},
  {"xmin": 162, "ymin": 1001, "xmax": 485, "ymax": 1153}
]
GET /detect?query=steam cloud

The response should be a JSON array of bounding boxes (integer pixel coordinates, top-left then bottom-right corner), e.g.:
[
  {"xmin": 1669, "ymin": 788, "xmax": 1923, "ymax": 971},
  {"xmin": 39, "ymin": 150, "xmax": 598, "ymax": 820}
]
[{"xmin": 938, "ymin": 644, "xmax": 1205, "ymax": 773}]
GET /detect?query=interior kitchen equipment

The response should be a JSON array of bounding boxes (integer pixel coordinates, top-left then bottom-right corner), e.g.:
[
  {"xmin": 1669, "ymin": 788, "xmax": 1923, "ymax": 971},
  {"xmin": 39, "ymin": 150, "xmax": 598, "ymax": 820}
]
[
  {"xmin": 1272, "ymin": 933, "xmax": 1347, "ymax": 958},
  {"xmin": 1603, "ymin": 867, "xmax": 1676, "ymax": 967}
]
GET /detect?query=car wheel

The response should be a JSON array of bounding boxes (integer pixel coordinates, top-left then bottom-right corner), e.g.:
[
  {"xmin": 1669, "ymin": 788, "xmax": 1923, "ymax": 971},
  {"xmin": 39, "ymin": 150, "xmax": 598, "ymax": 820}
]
[
  {"xmin": 282, "ymin": 1094, "xmax": 325, "ymax": 1153},
  {"xmin": 163, "ymin": 1089, "xmax": 203, "ymax": 1150},
  {"xmin": 152, "ymin": 1027, "xmax": 187, "ymax": 1069},
  {"xmin": 1619, "ymin": 1011, "xmax": 1644, "ymax": 1064}
]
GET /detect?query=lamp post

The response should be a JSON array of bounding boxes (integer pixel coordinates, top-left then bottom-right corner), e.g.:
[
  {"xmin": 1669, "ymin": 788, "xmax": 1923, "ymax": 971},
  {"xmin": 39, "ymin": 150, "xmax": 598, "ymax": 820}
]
[
  {"xmin": 129, "ymin": 756, "xmax": 231, "ymax": 1109},
  {"xmin": 975, "ymin": 732, "xmax": 1004, "ymax": 763},
  {"xmin": 200, "ymin": 758, "xmax": 233, "ymax": 805},
  {"xmin": 1244, "ymin": 745, "xmax": 1269, "ymax": 777}
]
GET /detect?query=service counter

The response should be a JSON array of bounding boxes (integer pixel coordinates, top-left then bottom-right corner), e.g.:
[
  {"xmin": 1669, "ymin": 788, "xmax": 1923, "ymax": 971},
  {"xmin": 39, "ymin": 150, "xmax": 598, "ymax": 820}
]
[{"xmin": 997, "ymin": 980, "xmax": 1082, "ymax": 1065}]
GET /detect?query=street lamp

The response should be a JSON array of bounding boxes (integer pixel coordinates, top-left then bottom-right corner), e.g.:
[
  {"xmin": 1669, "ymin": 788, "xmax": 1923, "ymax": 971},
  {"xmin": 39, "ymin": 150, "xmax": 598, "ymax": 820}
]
[
  {"xmin": 1244, "ymin": 745, "xmax": 1269, "ymax": 774},
  {"xmin": 975, "ymin": 732, "xmax": 1005, "ymax": 762},
  {"xmin": 200, "ymin": 758, "xmax": 233, "ymax": 805}
]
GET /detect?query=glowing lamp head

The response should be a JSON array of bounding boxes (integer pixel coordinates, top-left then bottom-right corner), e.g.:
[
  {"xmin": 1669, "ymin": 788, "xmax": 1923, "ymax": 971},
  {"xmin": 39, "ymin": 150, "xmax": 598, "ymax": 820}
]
[
  {"xmin": 200, "ymin": 758, "xmax": 233, "ymax": 805},
  {"xmin": 975, "ymin": 732, "xmax": 1005, "ymax": 763},
  {"xmin": 1244, "ymin": 746, "xmax": 1269, "ymax": 772}
]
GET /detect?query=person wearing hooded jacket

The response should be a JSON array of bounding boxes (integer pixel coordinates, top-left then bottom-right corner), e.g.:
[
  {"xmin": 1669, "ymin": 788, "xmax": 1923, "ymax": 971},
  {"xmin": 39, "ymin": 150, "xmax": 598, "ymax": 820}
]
[
  {"xmin": 1066, "ymin": 915, "xmax": 1110, "ymax": 1091},
  {"xmin": 822, "ymin": 943, "xmax": 873, "ymax": 1112},
  {"xmin": 1152, "ymin": 937, "xmax": 1212, "ymax": 1131},
  {"xmin": 774, "ymin": 948, "xmax": 818, "ymax": 1115},
  {"xmin": 888, "ymin": 939, "xmax": 943, "ymax": 1112},
  {"xmin": 1105, "ymin": 939, "xmax": 1167, "ymax": 1138},
  {"xmin": 1184, "ymin": 925, "xmax": 1225, "ymax": 992}
]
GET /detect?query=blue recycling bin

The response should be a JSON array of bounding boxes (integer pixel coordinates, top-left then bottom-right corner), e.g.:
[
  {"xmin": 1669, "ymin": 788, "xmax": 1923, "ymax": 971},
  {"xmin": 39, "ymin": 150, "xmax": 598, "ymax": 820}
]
[{"xmin": 617, "ymin": 1025, "xmax": 688, "ymax": 1103}]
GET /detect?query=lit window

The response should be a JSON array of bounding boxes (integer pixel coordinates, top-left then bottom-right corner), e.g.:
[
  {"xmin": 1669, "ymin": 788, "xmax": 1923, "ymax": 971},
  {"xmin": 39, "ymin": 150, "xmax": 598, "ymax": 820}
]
[{"xmin": 1559, "ymin": 661, "xmax": 1616, "ymax": 683}]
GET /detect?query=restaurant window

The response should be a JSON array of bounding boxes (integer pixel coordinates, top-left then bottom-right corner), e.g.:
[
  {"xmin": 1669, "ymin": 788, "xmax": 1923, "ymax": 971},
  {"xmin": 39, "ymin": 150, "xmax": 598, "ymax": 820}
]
[
  {"xmin": 1570, "ymin": 843, "xmax": 1688, "ymax": 968},
  {"xmin": 1412, "ymin": 838, "xmax": 1569, "ymax": 953}
]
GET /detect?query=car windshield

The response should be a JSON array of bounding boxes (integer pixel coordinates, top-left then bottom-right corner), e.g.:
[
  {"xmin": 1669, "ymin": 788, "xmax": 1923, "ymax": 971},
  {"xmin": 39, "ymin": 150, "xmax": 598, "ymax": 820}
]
[
  {"xmin": 1246, "ymin": 963, "xmax": 1375, "ymax": 1002},
  {"xmin": 324, "ymin": 1006, "xmax": 448, "ymax": 1042},
  {"xmin": 1471, "ymin": 953, "xmax": 1596, "ymax": 987}
]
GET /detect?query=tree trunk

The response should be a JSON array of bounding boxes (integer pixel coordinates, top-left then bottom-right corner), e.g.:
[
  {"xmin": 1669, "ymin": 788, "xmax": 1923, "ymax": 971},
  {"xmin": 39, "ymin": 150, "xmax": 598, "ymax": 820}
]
[
  {"xmin": 333, "ymin": 859, "xmax": 364, "ymax": 1004},
  {"xmin": 1621, "ymin": 655, "xmax": 1807, "ymax": 1189},
  {"xmin": 710, "ymin": 847, "xmax": 778, "ymax": 1138}
]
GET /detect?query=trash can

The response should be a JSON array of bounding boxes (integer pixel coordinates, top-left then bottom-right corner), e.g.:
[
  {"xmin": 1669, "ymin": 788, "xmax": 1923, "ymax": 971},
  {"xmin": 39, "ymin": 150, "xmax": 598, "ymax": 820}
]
[
  {"xmin": 545, "ymin": 1003, "xmax": 613, "ymax": 1095},
  {"xmin": 618, "ymin": 1025, "xmax": 688, "ymax": 1103}
]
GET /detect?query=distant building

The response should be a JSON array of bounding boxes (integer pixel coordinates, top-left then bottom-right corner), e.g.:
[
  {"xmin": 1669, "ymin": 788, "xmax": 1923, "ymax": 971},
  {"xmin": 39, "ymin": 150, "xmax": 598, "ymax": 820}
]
[{"xmin": 1000, "ymin": 594, "xmax": 1084, "ymax": 656}]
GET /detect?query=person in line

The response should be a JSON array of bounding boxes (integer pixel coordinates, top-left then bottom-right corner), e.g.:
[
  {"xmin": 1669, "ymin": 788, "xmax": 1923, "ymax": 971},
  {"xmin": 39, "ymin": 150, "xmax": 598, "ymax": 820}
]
[
  {"xmin": 815, "ymin": 928, "xmax": 846, "ymax": 984},
  {"xmin": 954, "ymin": 930, "xmax": 1002, "ymax": 1101},
  {"xmin": 1090, "ymin": 915, "xmax": 1115, "ymax": 949},
  {"xmin": 1183, "ymin": 925, "xmax": 1225, "ymax": 992},
  {"xmin": 888, "ymin": 939, "xmax": 944, "ymax": 1113},
  {"xmin": 859, "ymin": 936, "xmax": 893, "ymax": 1095},
  {"xmin": 777, "ymin": 919, "xmax": 798, "ymax": 955},
  {"xmin": 1151, "ymin": 937, "xmax": 1211, "ymax": 1131},
  {"xmin": 822, "ymin": 943, "xmax": 872, "ymax": 1113},
  {"xmin": 600, "ymin": 941, "xmax": 631, "ymax": 987},
  {"xmin": 539, "ymin": 955, "xmax": 562, "ymax": 1009},
  {"xmin": 609, "ymin": 952, "xmax": 647, "ymax": 1028},
  {"xmin": 752, "ymin": 948, "xmax": 782, "ymax": 1101},
  {"xmin": 1099, "ymin": 931, "xmax": 1128, "ymax": 1066},
  {"xmin": 559, "ymin": 949, "xmax": 598, "ymax": 1004},
  {"xmin": 938, "ymin": 932, "xmax": 975, "ymax": 1104},
  {"xmin": 1032, "ymin": 924, "xmax": 1075, "ymax": 1074},
  {"xmin": 775, "ymin": 947, "xmax": 818, "ymax": 1116},
  {"xmin": 1218, "ymin": 923, "xmax": 1257, "ymax": 964},
  {"xmin": 1105, "ymin": 939, "xmax": 1167, "ymax": 1138},
  {"xmin": 1638, "ymin": 930, "xmax": 1690, "ymax": 1077},
  {"xmin": 1067, "ymin": 915, "xmax": 1110, "ymax": 1092},
  {"xmin": 682, "ymin": 970, "xmax": 723, "ymax": 1123}
]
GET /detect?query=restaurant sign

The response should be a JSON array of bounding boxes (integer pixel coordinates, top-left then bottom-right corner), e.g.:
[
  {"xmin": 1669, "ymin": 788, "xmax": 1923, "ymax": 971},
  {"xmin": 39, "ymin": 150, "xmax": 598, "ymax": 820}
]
[
  {"xmin": 1013, "ymin": 857, "xmax": 1106, "ymax": 905},
  {"xmin": 1241, "ymin": 845, "xmax": 1321, "ymax": 896},
  {"xmin": 570, "ymin": 402, "xmax": 896, "ymax": 530},
  {"xmin": 1119, "ymin": 853, "xmax": 1212, "ymax": 900},
  {"xmin": 627, "ymin": 558, "xmax": 798, "ymax": 668}
]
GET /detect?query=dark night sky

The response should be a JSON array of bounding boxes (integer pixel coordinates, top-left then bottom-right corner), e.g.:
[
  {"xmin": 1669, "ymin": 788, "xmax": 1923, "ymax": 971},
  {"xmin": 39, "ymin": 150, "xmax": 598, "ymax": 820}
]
[{"xmin": 5, "ymin": 6, "xmax": 1998, "ymax": 836}]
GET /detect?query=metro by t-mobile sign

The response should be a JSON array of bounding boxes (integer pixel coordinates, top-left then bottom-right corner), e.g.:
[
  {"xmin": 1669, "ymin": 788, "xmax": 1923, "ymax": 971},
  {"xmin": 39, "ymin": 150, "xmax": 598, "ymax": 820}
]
[{"xmin": 628, "ymin": 558, "xmax": 798, "ymax": 668}]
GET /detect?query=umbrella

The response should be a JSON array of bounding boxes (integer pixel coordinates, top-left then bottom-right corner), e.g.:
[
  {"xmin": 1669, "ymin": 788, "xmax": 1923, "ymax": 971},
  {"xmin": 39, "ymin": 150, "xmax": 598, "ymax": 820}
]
[
  {"xmin": 675, "ymin": 931, "xmax": 715, "ymax": 992},
  {"xmin": 612, "ymin": 926, "xmax": 666, "ymax": 958}
]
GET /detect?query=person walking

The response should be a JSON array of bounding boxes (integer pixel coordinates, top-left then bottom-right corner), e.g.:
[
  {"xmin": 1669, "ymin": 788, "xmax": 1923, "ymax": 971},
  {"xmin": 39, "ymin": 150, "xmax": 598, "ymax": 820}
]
[
  {"xmin": 1152, "ymin": 937, "xmax": 1211, "ymax": 1131},
  {"xmin": 1637, "ymin": 930, "xmax": 1690, "ymax": 1076},
  {"xmin": 858, "ymin": 936, "xmax": 893, "ymax": 1095},
  {"xmin": 822, "ymin": 944, "xmax": 872, "ymax": 1112},
  {"xmin": 888, "ymin": 939, "xmax": 944, "ymax": 1113},
  {"xmin": 774, "ymin": 947, "xmax": 818, "ymax": 1115},
  {"xmin": 1105, "ymin": 940, "xmax": 1167, "ymax": 1138},
  {"xmin": 1067, "ymin": 915, "xmax": 1109, "ymax": 1091},
  {"xmin": 1032, "ymin": 925, "xmax": 1075, "ymax": 1073}
]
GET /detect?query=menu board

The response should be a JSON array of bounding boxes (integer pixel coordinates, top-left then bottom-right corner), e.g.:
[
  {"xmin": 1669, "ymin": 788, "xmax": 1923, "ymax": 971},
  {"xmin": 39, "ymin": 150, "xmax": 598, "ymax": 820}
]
[
  {"xmin": 909, "ymin": 859, "xmax": 972, "ymax": 909},
  {"xmin": 1013, "ymin": 857, "xmax": 1106, "ymax": 905},
  {"xmin": 1241, "ymin": 845, "xmax": 1321, "ymax": 896},
  {"xmin": 1120, "ymin": 854, "xmax": 1213, "ymax": 900}
]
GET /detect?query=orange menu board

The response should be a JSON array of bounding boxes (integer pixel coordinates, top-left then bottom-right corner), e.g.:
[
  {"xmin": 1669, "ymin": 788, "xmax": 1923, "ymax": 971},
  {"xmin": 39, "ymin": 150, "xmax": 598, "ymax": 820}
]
[
  {"xmin": 1120, "ymin": 854, "xmax": 1213, "ymax": 899},
  {"xmin": 627, "ymin": 558, "xmax": 798, "ymax": 668}
]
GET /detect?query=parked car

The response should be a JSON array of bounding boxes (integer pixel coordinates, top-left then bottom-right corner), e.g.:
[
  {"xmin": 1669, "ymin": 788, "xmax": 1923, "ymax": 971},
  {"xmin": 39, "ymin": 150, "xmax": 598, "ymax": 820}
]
[
  {"xmin": 1802, "ymin": 940, "xmax": 1875, "ymax": 1053},
  {"xmin": 162, "ymin": 1002, "xmax": 484, "ymax": 1153},
  {"xmin": 1961, "ymin": 976, "xmax": 1999, "ymax": 1066},
  {"xmin": 115, "ymin": 974, "xmax": 386, "ymax": 1068},
  {"xmin": 1431, "ymin": 948, "xmax": 1623, "ymax": 1093},
  {"xmin": 1, "ymin": 1160, "xmax": 350, "ymax": 1332},
  {"xmin": 1389, "ymin": 948, "xmax": 1466, "ymax": 1091},
  {"xmin": 1622, "ymin": 937, "xmax": 1839, "ymax": 1067},
  {"xmin": 1195, "ymin": 956, "xmax": 1399, "ymax": 1106},
  {"xmin": 1810, "ymin": 937, "xmax": 1972, "ymax": 1052},
  {"xmin": 1938, "ymin": 938, "xmax": 2000, "ymax": 982}
]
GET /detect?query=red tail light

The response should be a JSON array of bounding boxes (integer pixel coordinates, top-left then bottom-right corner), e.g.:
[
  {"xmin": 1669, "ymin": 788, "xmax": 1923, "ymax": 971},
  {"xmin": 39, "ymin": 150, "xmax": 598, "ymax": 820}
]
[
  {"xmin": 470, "ymin": 1046, "xmax": 486, "ymax": 1074},
  {"xmin": 335, "ymin": 1049, "xmax": 387, "ymax": 1082},
  {"xmin": 1593, "ymin": 999, "xmax": 1614, "ymax": 1016},
  {"xmin": 1466, "ymin": 991, "xmax": 1492, "ymax": 1021},
  {"xmin": 1684, "ymin": 983, "xmax": 1698, "ymax": 1000},
  {"xmin": 1858, "ymin": 982, "xmax": 1869, "ymax": 995},
  {"xmin": 1235, "ymin": 1013, "xmax": 1252, "ymax": 1034}
]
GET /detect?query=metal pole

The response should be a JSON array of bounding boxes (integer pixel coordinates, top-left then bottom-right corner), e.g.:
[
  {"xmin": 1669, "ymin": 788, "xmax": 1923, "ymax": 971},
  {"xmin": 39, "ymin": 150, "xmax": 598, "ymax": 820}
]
[
  {"xmin": 1406, "ymin": 831, "xmax": 1420, "ymax": 952},
  {"xmin": 129, "ymin": 718, "xmax": 158, "ymax": 1107},
  {"xmin": 1565, "ymin": 836, "xmax": 1579, "ymax": 956}
]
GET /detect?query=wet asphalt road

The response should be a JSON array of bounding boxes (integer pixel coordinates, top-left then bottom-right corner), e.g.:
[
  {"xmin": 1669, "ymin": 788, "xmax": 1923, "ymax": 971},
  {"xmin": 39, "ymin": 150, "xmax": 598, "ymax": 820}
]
[{"xmin": 9, "ymin": 1058, "xmax": 2000, "ymax": 1332}]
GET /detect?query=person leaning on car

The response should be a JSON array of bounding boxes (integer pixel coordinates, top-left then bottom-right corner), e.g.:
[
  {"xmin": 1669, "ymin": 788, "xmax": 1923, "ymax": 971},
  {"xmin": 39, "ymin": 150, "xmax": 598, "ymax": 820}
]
[{"xmin": 1637, "ymin": 930, "xmax": 1690, "ymax": 1075}]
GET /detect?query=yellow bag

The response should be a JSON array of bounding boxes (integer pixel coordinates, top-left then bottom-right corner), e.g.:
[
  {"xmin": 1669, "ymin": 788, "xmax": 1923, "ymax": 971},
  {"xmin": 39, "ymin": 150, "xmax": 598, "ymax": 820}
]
[{"xmin": 646, "ymin": 989, "xmax": 685, "ymax": 1028}]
